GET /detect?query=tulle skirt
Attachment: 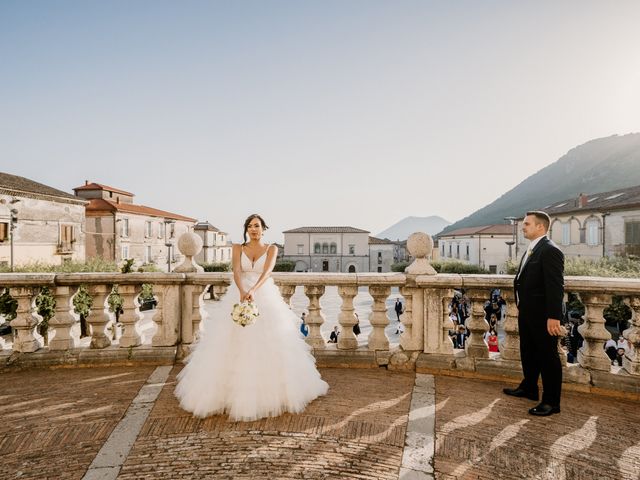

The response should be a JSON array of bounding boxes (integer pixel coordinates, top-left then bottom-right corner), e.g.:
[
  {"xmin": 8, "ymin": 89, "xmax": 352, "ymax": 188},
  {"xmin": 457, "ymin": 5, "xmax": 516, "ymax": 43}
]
[{"xmin": 174, "ymin": 272, "xmax": 329, "ymax": 421}]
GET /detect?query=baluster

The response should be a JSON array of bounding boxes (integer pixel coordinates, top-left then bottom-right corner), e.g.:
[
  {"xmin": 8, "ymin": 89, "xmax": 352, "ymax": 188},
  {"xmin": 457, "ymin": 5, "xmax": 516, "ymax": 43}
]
[
  {"xmin": 368, "ymin": 285, "xmax": 390, "ymax": 351},
  {"xmin": 87, "ymin": 284, "xmax": 112, "ymax": 349},
  {"xmin": 500, "ymin": 290, "xmax": 520, "ymax": 362},
  {"xmin": 278, "ymin": 284, "xmax": 296, "ymax": 307},
  {"xmin": 151, "ymin": 286, "xmax": 166, "ymax": 346},
  {"xmin": 119, "ymin": 284, "xmax": 142, "ymax": 348},
  {"xmin": 399, "ymin": 287, "xmax": 415, "ymax": 350},
  {"xmin": 191, "ymin": 285, "xmax": 207, "ymax": 342},
  {"xmin": 337, "ymin": 285, "xmax": 358, "ymax": 350},
  {"xmin": 9, "ymin": 287, "xmax": 39, "ymax": 353},
  {"xmin": 623, "ymin": 296, "xmax": 640, "ymax": 375},
  {"xmin": 440, "ymin": 293, "xmax": 454, "ymax": 354},
  {"xmin": 212, "ymin": 284, "xmax": 228, "ymax": 301},
  {"xmin": 304, "ymin": 285, "xmax": 325, "ymax": 348},
  {"xmin": 465, "ymin": 290, "xmax": 489, "ymax": 358},
  {"xmin": 577, "ymin": 293, "xmax": 613, "ymax": 371},
  {"xmin": 49, "ymin": 286, "xmax": 76, "ymax": 351}
]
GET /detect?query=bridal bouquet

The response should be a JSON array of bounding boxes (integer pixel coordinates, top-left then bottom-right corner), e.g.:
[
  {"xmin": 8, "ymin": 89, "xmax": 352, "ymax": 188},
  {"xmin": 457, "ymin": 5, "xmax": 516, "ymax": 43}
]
[{"xmin": 231, "ymin": 301, "xmax": 260, "ymax": 327}]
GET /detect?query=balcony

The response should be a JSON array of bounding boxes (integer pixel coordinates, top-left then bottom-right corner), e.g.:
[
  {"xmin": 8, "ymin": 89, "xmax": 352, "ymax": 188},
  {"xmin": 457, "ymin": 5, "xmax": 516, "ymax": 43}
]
[{"xmin": 1, "ymin": 232, "xmax": 639, "ymax": 478}]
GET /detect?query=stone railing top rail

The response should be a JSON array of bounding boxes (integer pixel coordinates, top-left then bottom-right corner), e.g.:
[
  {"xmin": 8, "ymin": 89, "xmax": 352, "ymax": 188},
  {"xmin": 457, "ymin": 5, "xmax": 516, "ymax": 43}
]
[{"xmin": 1, "ymin": 271, "xmax": 640, "ymax": 291}]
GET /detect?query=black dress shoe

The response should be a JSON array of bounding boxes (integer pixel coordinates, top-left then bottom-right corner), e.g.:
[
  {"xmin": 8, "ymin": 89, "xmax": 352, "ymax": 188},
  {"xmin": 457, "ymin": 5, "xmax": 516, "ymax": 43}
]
[
  {"xmin": 528, "ymin": 403, "xmax": 561, "ymax": 416},
  {"xmin": 503, "ymin": 387, "xmax": 539, "ymax": 401}
]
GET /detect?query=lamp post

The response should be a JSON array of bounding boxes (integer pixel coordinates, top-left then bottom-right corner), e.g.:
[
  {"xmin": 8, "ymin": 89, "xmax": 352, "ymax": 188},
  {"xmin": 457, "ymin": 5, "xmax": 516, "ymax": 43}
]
[
  {"xmin": 164, "ymin": 219, "xmax": 176, "ymax": 272},
  {"xmin": 504, "ymin": 216, "xmax": 518, "ymax": 260},
  {"xmin": 601, "ymin": 212, "xmax": 610, "ymax": 258},
  {"xmin": 9, "ymin": 208, "xmax": 18, "ymax": 272}
]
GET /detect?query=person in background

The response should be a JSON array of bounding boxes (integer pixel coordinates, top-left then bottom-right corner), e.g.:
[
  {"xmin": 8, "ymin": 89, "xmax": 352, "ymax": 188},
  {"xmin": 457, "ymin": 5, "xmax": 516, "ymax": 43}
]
[
  {"xmin": 353, "ymin": 312, "xmax": 361, "ymax": 336},
  {"xmin": 329, "ymin": 326, "xmax": 340, "ymax": 343},
  {"xmin": 300, "ymin": 312, "xmax": 309, "ymax": 337}
]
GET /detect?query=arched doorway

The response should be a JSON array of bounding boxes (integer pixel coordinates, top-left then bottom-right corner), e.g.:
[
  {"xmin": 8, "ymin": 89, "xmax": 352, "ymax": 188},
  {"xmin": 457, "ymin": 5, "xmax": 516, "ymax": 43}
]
[
  {"xmin": 295, "ymin": 260, "xmax": 308, "ymax": 272},
  {"xmin": 348, "ymin": 265, "xmax": 356, "ymax": 273}
]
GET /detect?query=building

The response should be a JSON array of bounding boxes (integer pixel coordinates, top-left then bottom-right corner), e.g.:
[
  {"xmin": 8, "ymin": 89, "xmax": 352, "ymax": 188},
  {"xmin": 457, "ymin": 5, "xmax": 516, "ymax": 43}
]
[
  {"xmin": 193, "ymin": 221, "xmax": 232, "ymax": 264},
  {"xmin": 368, "ymin": 236, "xmax": 395, "ymax": 272},
  {"xmin": 437, "ymin": 224, "xmax": 514, "ymax": 273},
  {"xmin": 535, "ymin": 186, "xmax": 640, "ymax": 259},
  {"xmin": 74, "ymin": 182, "xmax": 196, "ymax": 270},
  {"xmin": 0, "ymin": 172, "xmax": 87, "ymax": 267},
  {"xmin": 282, "ymin": 226, "xmax": 398, "ymax": 272}
]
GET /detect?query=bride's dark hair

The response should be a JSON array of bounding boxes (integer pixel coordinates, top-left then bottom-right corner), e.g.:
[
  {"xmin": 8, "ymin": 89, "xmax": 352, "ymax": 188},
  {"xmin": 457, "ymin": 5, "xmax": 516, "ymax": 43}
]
[{"xmin": 242, "ymin": 214, "xmax": 269, "ymax": 245}]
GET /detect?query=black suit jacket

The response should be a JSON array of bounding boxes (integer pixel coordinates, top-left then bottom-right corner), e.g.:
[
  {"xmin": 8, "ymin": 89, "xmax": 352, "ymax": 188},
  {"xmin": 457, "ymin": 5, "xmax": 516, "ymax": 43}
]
[{"xmin": 514, "ymin": 236, "xmax": 564, "ymax": 321}]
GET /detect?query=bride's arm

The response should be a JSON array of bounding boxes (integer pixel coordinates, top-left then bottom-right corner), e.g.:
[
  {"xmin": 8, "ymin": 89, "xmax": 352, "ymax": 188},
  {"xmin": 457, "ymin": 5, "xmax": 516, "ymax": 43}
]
[
  {"xmin": 232, "ymin": 244, "xmax": 248, "ymax": 301},
  {"xmin": 245, "ymin": 245, "xmax": 278, "ymax": 301}
]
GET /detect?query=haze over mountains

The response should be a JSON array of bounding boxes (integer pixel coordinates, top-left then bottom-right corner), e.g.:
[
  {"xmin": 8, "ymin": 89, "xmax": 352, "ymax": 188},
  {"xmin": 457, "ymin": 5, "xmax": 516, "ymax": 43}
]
[
  {"xmin": 376, "ymin": 216, "xmax": 450, "ymax": 241},
  {"xmin": 440, "ymin": 133, "xmax": 640, "ymax": 235}
]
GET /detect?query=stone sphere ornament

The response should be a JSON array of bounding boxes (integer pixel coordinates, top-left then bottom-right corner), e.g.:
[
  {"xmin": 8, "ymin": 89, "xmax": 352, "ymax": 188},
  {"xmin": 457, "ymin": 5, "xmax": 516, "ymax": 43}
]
[
  {"xmin": 174, "ymin": 232, "xmax": 204, "ymax": 273},
  {"xmin": 405, "ymin": 232, "xmax": 437, "ymax": 275}
]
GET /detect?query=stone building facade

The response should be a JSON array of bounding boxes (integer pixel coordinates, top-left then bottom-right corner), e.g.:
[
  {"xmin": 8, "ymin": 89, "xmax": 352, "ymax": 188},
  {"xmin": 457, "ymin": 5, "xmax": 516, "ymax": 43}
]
[
  {"xmin": 193, "ymin": 221, "xmax": 232, "ymax": 265},
  {"xmin": 437, "ymin": 224, "xmax": 514, "ymax": 273},
  {"xmin": 535, "ymin": 186, "xmax": 640, "ymax": 259},
  {"xmin": 74, "ymin": 182, "xmax": 196, "ymax": 270},
  {"xmin": 0, "ymin": 172, "xmax": 87, "ymax": 267},
  {"xmin": 282, "ymin": 226, "xmax": 395, "ymax": 273}
]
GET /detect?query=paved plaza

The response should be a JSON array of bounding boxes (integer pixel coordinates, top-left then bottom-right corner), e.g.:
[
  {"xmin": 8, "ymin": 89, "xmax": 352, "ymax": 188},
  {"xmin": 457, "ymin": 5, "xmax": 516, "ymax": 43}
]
[{"xmin": 1, "ymin": 365, "xmax": 639, "ymax": 479}]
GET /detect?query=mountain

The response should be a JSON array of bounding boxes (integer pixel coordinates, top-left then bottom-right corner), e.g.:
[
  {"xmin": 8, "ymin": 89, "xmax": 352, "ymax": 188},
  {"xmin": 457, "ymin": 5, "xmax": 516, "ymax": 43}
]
[
  {"xmin": 376, "ymin": 216, "xmax": 451, "ymax": 241},
  {"xmin": 440, "ymin": 133, "xmax": 640, "ymax": 235}
]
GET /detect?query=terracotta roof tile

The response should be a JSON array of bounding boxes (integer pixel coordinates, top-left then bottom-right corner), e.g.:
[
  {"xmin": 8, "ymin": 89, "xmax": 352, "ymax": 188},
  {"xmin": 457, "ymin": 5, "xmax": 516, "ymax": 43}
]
[
  {"xmin": 439, "ymin": 224, "xmax": 513, "ymax": 237},
  {"xmin": 73, "ymin": 182, "xmax": 134, "ymax": 196},
  {"xmin": 85, "ymin": 198, "xmax": 196, "ymax": 222},
  {"xmin": 545, "ymin": 184, "xmax": 640, "ymax": 215}
]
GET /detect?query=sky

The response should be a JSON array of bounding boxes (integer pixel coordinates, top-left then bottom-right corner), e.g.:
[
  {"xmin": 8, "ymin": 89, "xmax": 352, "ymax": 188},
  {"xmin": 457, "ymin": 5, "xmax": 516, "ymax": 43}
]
[{"xmin": 1, "ymin": 0, "xmax": 640, "ymax": 243}]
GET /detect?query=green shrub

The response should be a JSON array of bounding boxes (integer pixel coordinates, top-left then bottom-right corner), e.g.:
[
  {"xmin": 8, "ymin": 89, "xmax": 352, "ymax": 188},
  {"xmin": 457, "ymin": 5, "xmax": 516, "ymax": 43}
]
[
  {"xmin": 0, "ymin": 258, "xmax": 119, "ymax": 273},
  {"xmin": 431, "ymin": 261, "xmax": 489, "ymax": 274},
  {"xmin": 564, "ymin": 256, "xmax": 640, "ymax": 278},
  {"xmin": 391, "ymin": 262, "xmax": 409, "ymax": 272},
  {"xmin": 200, "ymin": 262, "xmax": 231, "ymax": 272},
  {"xmin": 0, "ymin": 288, "xmax": 18, "ymax": 322},
  {"xmin": 273, "ymin": 261, "xmax": 295, "ymax": 272}
]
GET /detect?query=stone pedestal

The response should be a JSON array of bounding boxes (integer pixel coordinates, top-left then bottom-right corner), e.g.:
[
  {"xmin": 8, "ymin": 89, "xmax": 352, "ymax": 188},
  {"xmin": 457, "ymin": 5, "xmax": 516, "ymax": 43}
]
[{"xmin": 49, "ymin": 286, "xmax": 76, "ymax": 351}]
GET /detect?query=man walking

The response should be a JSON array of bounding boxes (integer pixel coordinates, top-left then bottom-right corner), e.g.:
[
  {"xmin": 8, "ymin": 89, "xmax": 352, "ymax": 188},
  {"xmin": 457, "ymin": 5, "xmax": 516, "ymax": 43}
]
[
  {"xmin": 394, "ymin": 299, "xmax": 403, "ymax": 322},
  {"xmin": 504, "ymin": 211, "xmax": 565, "ymax": 417}
]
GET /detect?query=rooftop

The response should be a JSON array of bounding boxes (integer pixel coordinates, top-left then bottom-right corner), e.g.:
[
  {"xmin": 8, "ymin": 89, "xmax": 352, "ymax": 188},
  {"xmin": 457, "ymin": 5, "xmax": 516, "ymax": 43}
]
[
  {"xmin": 283, "ymin": 226, "xmax": 370, "ymax": 234},
  {"xmin": 73, "ymin": 181, "xmax": 135, "ymax": 196},
  {"xmin": 85, "ymin": 198, "xmax": 197, "ymax": 222},
  {"xmin": 545, "ymin": 184, "xmax": 640, "ymax": 215},
  {"xmin": 0, "ymin": 172, "xmax": 86, "ymax": 204},
  {"xmin": 438, "ymin": 224, "xmax": 514, "ymax": 237}
]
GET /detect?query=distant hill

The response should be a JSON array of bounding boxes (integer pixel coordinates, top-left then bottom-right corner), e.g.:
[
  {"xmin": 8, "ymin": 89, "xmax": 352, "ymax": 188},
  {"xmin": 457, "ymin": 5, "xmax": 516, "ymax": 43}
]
[
  {"xmin": 440, "ymin": 133, "xmax": 640, "ymax": 235},
  {"xmin": 377, "ymin": 216, "xmax": 451, "ymax": 241}
]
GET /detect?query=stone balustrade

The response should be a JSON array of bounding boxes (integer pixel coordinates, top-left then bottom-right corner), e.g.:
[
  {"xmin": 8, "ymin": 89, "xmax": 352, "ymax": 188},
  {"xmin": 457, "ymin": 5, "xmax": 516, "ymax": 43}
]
[{"xmin": 1, "ymin": 232, "xmax": 639, "ymax": 398}]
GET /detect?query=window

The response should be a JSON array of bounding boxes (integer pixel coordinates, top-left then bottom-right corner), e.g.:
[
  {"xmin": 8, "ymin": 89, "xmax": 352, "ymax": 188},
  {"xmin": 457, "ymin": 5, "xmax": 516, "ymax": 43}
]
[
  {"xmin": 377, "ymin": 266, "xmax": 382, "ymax": 273},
  {"xmin": 170, "ymin": 223, "xmax": 176, "ymax": 238},
  {"xmin": 562, "ymin": 222, "xmax": 570, "ymax": 245},
  {"xmin": 145, "ymin": 245, "xmax": 152, "ymax": 264},
  {"xmin": 322, "ymin": 243, "xmax": 329, "ymax": 254},
  {"xmin": 314, "ymin": 242, "xmax": 321, "ymax": 254},
  {"xmin": 121, "ymin": 245, "xmax": 129, "ymax": 259},
  {"xmin": 448, "ymin": 244, "xmax": 452, "ymax": 257},
  {"xmin": 330, "ymin": 242, "xmax": 337, "ymax": 254},
  {"xmin": 145, "ymin": 221, "xmax": 152, "ymax": 238},
  {"xmin": 297, "ymin": 244, "xmax": 304, "ymax": 254},
  {"xmin": 0, "ymin": 222, "xmax": 9, "ymax": 241},
  {"xmin": 441, "ymin": 243, "xmax": 445, "ymax": 256},
  {"xmin": 121, "ymin": 218, "xmax": 129, "ymax": 237},
  {"xmin": 60, "ymin": 225, "xmax": 75, "ymax": 250},
  {"xmin": 587, "ymin": 221, "xmax": 599, "ymax": 246},
  {"xmin": 158, "ymin": 222, "xmax": 164, "ymax": 239},
  {"xmin": 489, "ymin": 265, "xmax": 497, "ymax": 274},
  {"xmin": 465, "ymin": 244, "xmax": 470, "ymax": 260},
  {"xmin": 348, "ymin": 244, "xmax": 355, "ymax": 255},
  {"xmin": 456, "ymin": 244, "xmax": 460, "ymax": 259},
  {"xmin": 626, "ymin": 221, "xmax": 640, "ymax": 245}
]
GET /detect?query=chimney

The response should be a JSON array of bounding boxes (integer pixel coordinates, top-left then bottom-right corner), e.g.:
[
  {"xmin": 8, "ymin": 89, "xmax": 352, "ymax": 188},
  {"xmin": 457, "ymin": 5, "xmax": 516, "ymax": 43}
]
[
  {"xmin": 578, "ymin": 193, "xmax": 588, "ymax": 208},
  {"xmin": 85, "ymin": 180, "xmax": 89, "ymax": 185}
]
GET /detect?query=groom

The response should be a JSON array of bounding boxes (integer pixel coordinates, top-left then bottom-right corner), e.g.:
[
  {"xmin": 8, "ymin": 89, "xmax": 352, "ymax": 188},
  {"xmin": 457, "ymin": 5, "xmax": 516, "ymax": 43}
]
[{"xmin": 504, "ymin": 211, "xmax": 565, "ymax": 416}]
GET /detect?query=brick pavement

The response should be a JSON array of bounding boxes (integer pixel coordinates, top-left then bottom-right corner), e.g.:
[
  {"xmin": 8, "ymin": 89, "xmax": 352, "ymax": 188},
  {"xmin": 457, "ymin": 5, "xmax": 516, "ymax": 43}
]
[
  {"xmin": 433, "ymin": 376, "xmax": 640, "ymax": 480},
  {"xmin": 0, "ymin": 366, "xmax": 155, "ymax": 480},
  {"xmin": 119, "ymin": 367, "xmax": 415, "ymax": 479}
]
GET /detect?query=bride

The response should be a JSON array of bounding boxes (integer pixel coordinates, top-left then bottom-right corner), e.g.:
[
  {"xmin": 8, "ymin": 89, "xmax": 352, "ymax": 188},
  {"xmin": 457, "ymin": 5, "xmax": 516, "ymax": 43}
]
[{"xmin": 175, "ymin": 214, "xmax": 329, "ymax": 421}]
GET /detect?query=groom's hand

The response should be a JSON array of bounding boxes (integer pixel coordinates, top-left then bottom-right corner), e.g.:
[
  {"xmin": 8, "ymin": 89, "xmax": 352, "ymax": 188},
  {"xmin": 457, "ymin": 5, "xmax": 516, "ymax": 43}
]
[{"xmin": 547, "ymin": 318, "xmax": 564, "ymax": 336}]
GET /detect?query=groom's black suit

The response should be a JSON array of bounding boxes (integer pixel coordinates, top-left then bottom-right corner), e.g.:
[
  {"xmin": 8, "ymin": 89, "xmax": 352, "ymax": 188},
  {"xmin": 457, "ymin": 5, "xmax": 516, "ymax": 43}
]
[{"xmin": 514, "ymin": 236, "xmax": 564, "ymax": 406}]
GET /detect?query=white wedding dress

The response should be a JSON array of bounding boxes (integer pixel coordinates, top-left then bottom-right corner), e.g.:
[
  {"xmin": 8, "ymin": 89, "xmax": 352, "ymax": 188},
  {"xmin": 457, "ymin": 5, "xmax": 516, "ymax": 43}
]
[{"xmin": 174, "ymin": 248, "xmax": 329, "ymax": 421}]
